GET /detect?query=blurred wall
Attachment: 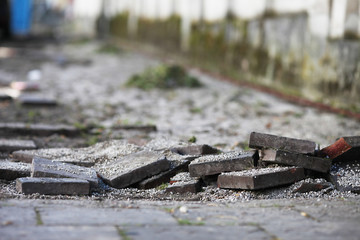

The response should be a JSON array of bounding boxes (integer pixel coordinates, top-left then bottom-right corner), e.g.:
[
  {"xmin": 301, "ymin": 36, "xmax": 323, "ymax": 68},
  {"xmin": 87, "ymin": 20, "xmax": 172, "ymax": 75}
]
[{"xmin": 72, "ymin": 0, "xmax": 360, "ymax": 110}]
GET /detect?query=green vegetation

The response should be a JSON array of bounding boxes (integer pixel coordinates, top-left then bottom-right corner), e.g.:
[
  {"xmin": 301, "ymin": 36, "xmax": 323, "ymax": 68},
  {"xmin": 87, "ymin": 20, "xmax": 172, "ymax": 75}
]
[
  {"xmin": 177, "ymin": 218, "xmax": 205, "ymax": 226},
  {"xmin": 188, "ymin": 136, "xmax": 197, "ymax": 143},
  {"xmin": 96, "ymin": 43, "xmax": 123, "ymax": 55},
  {"xmin": 116, "ymin": 226, "xmax": 132, "ymax": 240},
  {"xmin": 34, "ymin": 208, "xmax": 43, "ymax": 226},
  {"xmin": 156, "ymin": 183, "xmax": 169, "ymax": 190},
  {"xmin": 125, "ymin": 64, "xmax": 202, "ymax": 90}
]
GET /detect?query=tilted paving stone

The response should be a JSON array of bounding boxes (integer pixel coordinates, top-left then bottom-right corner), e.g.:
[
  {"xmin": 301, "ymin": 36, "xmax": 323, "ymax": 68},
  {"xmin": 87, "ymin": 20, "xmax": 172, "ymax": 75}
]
[
  {"xmin": 96, "ymin": 150, "xmax": 170, "ymax": 189},
  {"xmin": 0, "ymin": 122, "xmax": 80, "ymax": 137},
  {"xmin": 319, "ymin": 136, "xmax": 360, "ymax": 162},
  {"xmin": 0, "ymin": 139, "xmax": 36, "ymax": 152},
  {"xmin": 0, "ymin": 161, "xmax": 31, "ymax": 180},
  {"xmin": 16, "ymin": 177, "xmax": 90, "ymax": 195},
  {"xmin": 217, "ymin": 167, "xmax": 305, "ymax": 190},
  {"xmin": 292, "ymin": 182, "xmax": 333, "ymax": 193},
  {"xmin": 261, "ymin": 149, "xmax": 331, "ymax": 173},
  {"xmin": 17, "ymin": 96, "xmax": 58, "ymax": 106},
  {"xmin": 170, "ymin": 144, "xmax": 220, "ymax": 156},
  {"xmin": 249, "ymin": 132, "xmax": 317, "ymax": 154},
  {"xmin": 31, "ymin": 157, "xmax": 99, "ymax": 189},
  {"xmin": 165, "ymin": 172, "xmax": 203, "ymax": 194},
  {"xmin": 188, "ymin": 151, "xmax": 257, "ymax": 177}
]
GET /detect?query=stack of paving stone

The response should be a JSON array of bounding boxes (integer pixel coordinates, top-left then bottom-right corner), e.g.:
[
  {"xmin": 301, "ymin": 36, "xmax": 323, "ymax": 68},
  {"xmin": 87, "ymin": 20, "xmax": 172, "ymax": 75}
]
[{"xmin": 1, "ymin": 132, "xmax": 359, "ymax": 196}]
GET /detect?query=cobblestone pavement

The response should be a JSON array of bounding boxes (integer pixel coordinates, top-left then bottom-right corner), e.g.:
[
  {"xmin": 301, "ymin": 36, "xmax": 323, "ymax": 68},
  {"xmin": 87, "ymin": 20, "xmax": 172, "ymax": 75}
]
[
  {"xmin": 1, "ymin": 41, "xmax": 360, "ymax": 239},
  {"xmin": 1, "ymin": 197, "xmax": 359, "ymax": 240}
]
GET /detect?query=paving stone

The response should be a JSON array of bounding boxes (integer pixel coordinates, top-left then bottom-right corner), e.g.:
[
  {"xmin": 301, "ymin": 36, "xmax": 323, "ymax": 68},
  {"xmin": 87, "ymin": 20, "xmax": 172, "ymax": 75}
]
[
  {"xmin": 188, "ymin": 151, "xmax": 256, "ymax": 177},
  {"xmin": 171, "ymin": 144, "xmax": 220, "ymax": 156},
  {"xmin": 96, "ymin": 151, "xmax": 170, "ymax": 189},
  {"xmin": 112, "ymin": 124, "xmax": 157, "ymax": 132},
  {"xmin": 31, "ymin": 157, "xmax": 99, "ymax": 189},
  {"xmin": 0, "ymin": 139, "xmax": 36, "ymax": 152},
  {"xmin": 10, "ymin": 81, "xmax": 40, "ymax": 91},
  {"xmin": 135, "ymin": 158, "xmax": 190, "ymax": 189},
  {"xmin": 0, "ymin": 93, "xmax": 12, "ymax": 101},
  {"xmin": 17, "ymin": 96, "xmax": 57, "ymax": 106},
  {"xmin": 261, "ymin": 149, "xmax": 331, "ymax": 173},
  {"xmin": 249, "ymin": 132, "xmax": 317, "ymax": 154},
  {"xmin": 217, "ymin": 167, "xmax": 305, "ymax": 190},
  {"xmin": 16, "ymin": 177, "xmax": 90, "ymax": 195},
  {"xmin": 0, "ymin": 161, "xmax": 31, "ymax": 180},
  {"xmin": 166, "ymin": 172, "xmax": 203, "ymax": 194},
  {"xmin": 292, "ymin": 182, "xmax": 333, "ymax": 193},
  {"xmin": 0, "ymin": 206, "xmax": 37, "ymax": 226},
  {"xmin": 0, "ymin": 122, "xmax": 80, "ymax": 137},
  {"xmin": 319, "ymin": 136, "xmax": 360, "ymax": 162}
]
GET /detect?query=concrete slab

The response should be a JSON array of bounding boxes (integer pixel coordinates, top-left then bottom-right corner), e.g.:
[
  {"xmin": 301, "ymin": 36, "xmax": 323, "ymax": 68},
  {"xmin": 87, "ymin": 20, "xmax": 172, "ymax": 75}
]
[
  {"xmin": 188, "ymin": 151, "xmax": 256, "ymax": 177},
  {"xmin": 249, "ymin": 132, "xmax": 317, "ymax": 154},
  {"xmin": 16, "ymin": 177, "xmax": 90, "ymax": 195},
  {"xmin": 31, "ymin": 157, "xmax": 99, "ymax": 189},
  {"xmin": 217, "ymin": 167, "xmax": 305, "ymax": 190},
  {"xmin": 96, "ymin": 151, "xmax": 170, "ymax": 189},
  {"xmin": 261, "ymin": 149, "xmax": 331, "ymax": 173},
  {"xmin": 0, "ymin": 161, "xmax": 31, "ymax": 180},
  {"xmin": 0, "ymin": 139, "xmax": 36, "ymax": 152}
]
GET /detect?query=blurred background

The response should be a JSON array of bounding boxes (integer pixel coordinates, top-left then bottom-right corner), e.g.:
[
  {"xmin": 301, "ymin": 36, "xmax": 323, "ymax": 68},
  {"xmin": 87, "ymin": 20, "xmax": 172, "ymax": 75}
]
[{"xmin": 1, "ymin": 0, "xmax": 360, "ymax": 112}]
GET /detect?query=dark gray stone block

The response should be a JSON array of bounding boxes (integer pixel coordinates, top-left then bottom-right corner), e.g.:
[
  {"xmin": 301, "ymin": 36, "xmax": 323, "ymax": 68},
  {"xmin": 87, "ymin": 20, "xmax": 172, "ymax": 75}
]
[
  {"xmin": 188, "ymin": 151, "xmax": 256, "ymax": 177},
  {"xmin": 0, "ymin": 139, "xmax": 36, "ymax": 152},
  {"xmin": 112, "ymin": 125, "xmax": 157, "ymax": 132},
  {"xmin": 0, "ymin": 122, "xmax": 80, "ymax": 137},
  {"xmin": 171, "ymin": 144, "xmax": 220, "ymax": 156},
  {"xmin": 261, "ymin": 149, "xmax": 331, "ymax": 173},
  {"xmin": 293, "ymin": 182, "xmax": 333, "ymax": 193},
  {"xmin": 31, "ymin": 157, "xmax": 99, "ymax": 189},
  {"xmin": 0, "ymin": 161, "xmax": 31, "ymax": 180},
  {"xmin": 249, "ymin": 132, "xmax": 316, "ymax": 154},
  {"xmin": 0, "ymin": 93, "xmax": 12, "ymax": 101},
  {"xmin": 16, "ymin": 177, "xmax": 90, "ymax": 195},
  {"xmin": 217, "ymin": 167, "xmax": 305, "ymax": 190},
  {"xmin": 165, "ymin": 172, "xmax": 202, "ymax": 194},
  {"xmin": 17, "ymin": 96, "xmax": 57, "ymax": 106},
  {"xmin": 96, "ymin": 151, "xmax": 170, "ymax": 189}
]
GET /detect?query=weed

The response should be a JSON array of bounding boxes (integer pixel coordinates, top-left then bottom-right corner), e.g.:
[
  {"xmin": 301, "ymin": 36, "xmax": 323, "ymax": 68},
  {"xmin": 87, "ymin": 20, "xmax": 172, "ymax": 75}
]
[
  {"xmin": 190, "ymin": 107, "xmax": 202, "ymax": 114},
  {"xmin": 34, "ymin": 208, "xmax": 43, "ymax": 225},
  {"xmin": 156, "ymin": 183, "xmax": 169, "ymax": 190},
  {"xmin": 116, "ymin": 226, "xmax": 132, "ymax": 240},
  {"xmin": 188, "ymin": 136, "xmax": 197, "ymax": 143}
]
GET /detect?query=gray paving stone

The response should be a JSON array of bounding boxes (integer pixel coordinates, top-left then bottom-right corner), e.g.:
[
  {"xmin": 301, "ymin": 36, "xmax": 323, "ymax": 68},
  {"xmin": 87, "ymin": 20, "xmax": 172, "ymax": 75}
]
[
  {"xmin": 320, "ymin": 136, "xmax": 360, "ymax": 162},
  {"xmin": 0, "ymin": 161, "xmax": 31, "ymax": 180},
  {"xmin": 96, "ymin": 151, "xmax": 170, "ymax": 189},
  {"xmin": 188, "ymin": 151, "xmax": 256, "ymax": 177},
  {"xmin": 0, "ymin": 226, "xmax": 119, "ymax": 240},
  {"xmin": 292, "ymin": 182, "xmax": 333, "ymax": 193},
  {"xmin": 31, "ymin": 157, "xmax": 99, "ymax": 189},
  {"xmin": 16, "ymin": 177, "xmax": 90, "ymax": 195},
  {"xmin": 17, "ymin": 96, "xmax": 58, "ymax": 106},
  {"xmin": 0, "ymin": 139, "xmax": 36, "ymax": 152},
  {"xmin": 217, "ymin": 167, "xmax": 305, "ymax": 190},
  {"xmin": 0, "ymin": 122, "xmax": 80, "ymax": 137},
  {"xmin": 0, "ymin": 206, "xmax": 37, "ymax": 226},
  {"xmin": 171, "ymin": 144, "xmax": 220, "ymax": 156},
  {"xmin": 166, "ymin": 172, "xmax": 202, "ymax": 194},
  {"xmin": 261, "ymin": 149, "xmax": 331, "ymax": 173},
  {"xmin": 249, "ymin": 132, "xmax": 317, "ymax": 154},
  {"xmin": 112, "ymin": 124, "xmax": 157, "ymax": 132}
]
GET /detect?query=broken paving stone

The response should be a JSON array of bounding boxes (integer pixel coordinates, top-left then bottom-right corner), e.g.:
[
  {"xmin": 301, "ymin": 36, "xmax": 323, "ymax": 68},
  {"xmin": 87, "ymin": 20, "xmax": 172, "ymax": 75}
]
[
  {"xmin": 319, "ymin": 136, "xmax": 360, "ymax": 162},
  {"xmin": 165, "ymin": 172, "xmax": 203, "ymax": 194},
  {"xmin": 171, "ymin": 144, "xmax": 220, "ymax": 156},
  {"xmin": 96, "ymin": 151, "xmax": 170, "ymax": 189},
  {"xmin": 112, "ymin": 125, "xmax": 157, "ymax": 132},
  {"xmin": 0, "ymin": 161, "xmax": 31, "ymax": 180},
  {"xmin": 0, "ymin": 139, "xmax": 36, "ymax": 153},
  {"xmin": 261, "ymin": 149, "xmax": 331, "ymax": 173},
  {"xmin": 217, "ymin": 167, "xmax": 305, "ymax": 190},
  {"xmin": 17, "ymin": 96, "xmax": 57, "ymax": 106},
  {"xmin": 0, "ymin": 122, "xmax": 80, "ymax": 137},
  {"xmin": 292, "ymin": 181, "xmax": 333, "ymax": 193},
  {"xmin": 16, "ymin": 177, "xmax": 90, "ymax": 195},
  {"xmin": 31, "ymin": 157, "xmax": 99, "ymax": 189},
  {"xmin": 249, "ymin": 132, "xmax": 317, "ymax": 154},
  {"xmin": 188, "ymin": 151, "xmax": 257, "ymax": 177}
]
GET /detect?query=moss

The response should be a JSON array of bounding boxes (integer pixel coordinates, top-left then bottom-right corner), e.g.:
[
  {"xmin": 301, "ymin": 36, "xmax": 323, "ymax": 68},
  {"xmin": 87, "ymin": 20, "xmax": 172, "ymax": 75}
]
[{"xmin": 125, "ymin": 64, "xmax": 202, "ymax": 90}]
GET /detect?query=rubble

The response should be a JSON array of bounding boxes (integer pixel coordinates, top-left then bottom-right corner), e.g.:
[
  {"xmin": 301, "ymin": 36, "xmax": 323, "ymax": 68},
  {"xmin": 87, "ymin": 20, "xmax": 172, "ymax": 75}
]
[
  {"xmin": 249, "ymin": 132, "xmax": 317, "ymax": 154},
  {"xmin": 261, "ymin": 149, "xmax": 331, "ymax": 173},
  {"xmin": 96, "ymin": 151, "xmax": 170, "ymax": 189},
  {"xmin": 16, "ymin": 177, "xmax": 90, "ymax": 195},
  {"xmin": 0, "ymin": 139, "xmax": 36, "ymax": 152},
  {"xmin": 31, "ymin": 157, "xmax": 99, "ymax": 189},
  {"xmin": 188, "ymin": 151, "xmax": 257, "ymax": 177},
  {"xmin": 217, "ymin": 167, "xmax": 305, "ymax": 190},
  {"xmin": 0, "ymin": 122, "xmax": 80, "ymax": 137}
]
